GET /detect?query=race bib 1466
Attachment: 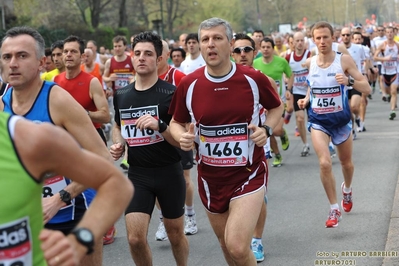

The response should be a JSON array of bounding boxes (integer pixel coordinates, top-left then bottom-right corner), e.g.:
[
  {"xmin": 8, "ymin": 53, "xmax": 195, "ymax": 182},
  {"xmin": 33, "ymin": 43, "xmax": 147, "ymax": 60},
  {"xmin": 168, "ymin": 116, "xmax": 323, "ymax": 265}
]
[{"xmin": 199, "ymin": 123, "xmax": 248, "ymax": 167}]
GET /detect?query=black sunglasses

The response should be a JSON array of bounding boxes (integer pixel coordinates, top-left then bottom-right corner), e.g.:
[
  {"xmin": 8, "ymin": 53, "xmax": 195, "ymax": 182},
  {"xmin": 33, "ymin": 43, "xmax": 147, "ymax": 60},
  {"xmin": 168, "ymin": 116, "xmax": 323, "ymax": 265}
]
[
  {"xmin": 341, "ymin": 34, "xmax": 351, "ymax": 37},
  {"xmin": 233, "ymin": 46, "xmax": 254, "ymax": 54}
]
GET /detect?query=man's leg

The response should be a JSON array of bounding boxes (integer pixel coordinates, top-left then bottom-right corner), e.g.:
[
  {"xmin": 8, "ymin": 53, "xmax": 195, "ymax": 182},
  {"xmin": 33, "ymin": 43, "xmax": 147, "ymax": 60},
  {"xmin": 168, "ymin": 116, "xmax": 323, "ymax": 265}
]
[
  {"xmin": 180, "ymin": 149, "xmax": 197, "ymax": 235},
  {"xmin": 205, "ymin": 211, "xmax": 233, "ymax": 265},
  {"xmin": 336, "ymin": 133, "xmax": 354, "ymax": 213},
  {"xmin": 380, "ymin": 71, "xmax": 388, "ymax": 98},
  {"xmin": 358, "ymin": 94, "xmax": 368, "ymax": 131},
  {"xmin": 252, "ymin": 200, "xmax": 267, "ymax": 262},
  {"xmin": 336, "ymin": 136, "xmax": 354, "ymax": 189},
  {"xmin": 224, "ymin": 189, "xmax": 264, "ymax": 266},
  {"xmin": 349, "ymin": 92, "xmax": 361, "ymax": 137},
  {"xmin": 253, "ymin": 201, "xmax": 266, "ymax": 239},
  {"xmin": 296, "ymin": 109, "xmax": 307, "ymax": 145},
  {"xmin": 271, "ymin": 118, "xmax": 286, "ymax": 167},
  {"xmin": 390, "ymin": 83, "xmax": 398, "ymax": 115},
  {"xmin": 164, "ymin": 215, "xmax": 189, "ymax": 266},
  {"xmin": 125, "ymin": 213, "xmax": 152, "ymax": 266},
  {"xmin": 310, "ymin": 129, "xmax": 337, "ymax": 205},
  {"xmin": 206, "ymin": 189, "xmax": 264, "ymax": 266},
  {"xmin": 184, "ymin": 168, "xmax": 195, "ymax": 211}
]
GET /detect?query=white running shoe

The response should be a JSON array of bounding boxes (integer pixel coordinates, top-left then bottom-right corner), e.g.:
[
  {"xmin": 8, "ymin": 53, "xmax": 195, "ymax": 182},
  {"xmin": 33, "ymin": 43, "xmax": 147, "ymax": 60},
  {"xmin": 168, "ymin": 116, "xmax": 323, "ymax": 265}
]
[
  {"xmin": 155, "ymin": 220, "xmax": 168, "ymax": 241},
  {"xmin": 184, "ymin": 214, "xmax": 198, "ymax": 235}
]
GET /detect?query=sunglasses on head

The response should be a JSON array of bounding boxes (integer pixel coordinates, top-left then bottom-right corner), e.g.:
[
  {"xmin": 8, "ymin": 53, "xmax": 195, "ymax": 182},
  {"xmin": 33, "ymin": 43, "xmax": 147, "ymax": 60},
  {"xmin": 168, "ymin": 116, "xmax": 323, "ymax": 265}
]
[{"xmin": 233, "ymin": 46, "xmax": 254, "ymax": 54}]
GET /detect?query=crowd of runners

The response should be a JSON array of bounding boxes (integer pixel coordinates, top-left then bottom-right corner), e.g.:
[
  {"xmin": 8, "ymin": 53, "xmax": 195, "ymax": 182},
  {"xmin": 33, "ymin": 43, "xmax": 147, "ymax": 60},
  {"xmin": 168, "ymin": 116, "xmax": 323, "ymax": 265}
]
[{"xmin": 0, "ymin": 16, "xmax": 397, "ymax": 265}]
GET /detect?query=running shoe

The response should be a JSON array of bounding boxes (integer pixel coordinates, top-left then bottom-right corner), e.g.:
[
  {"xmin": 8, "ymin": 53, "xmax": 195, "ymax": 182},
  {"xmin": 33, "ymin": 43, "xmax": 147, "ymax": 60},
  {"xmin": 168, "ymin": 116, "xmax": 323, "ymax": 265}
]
[
  {"xmin": 155, "ymin": 220, "xmax": 168, "ymax": 241},
  {"xmin": 120, "ymin": 159, "xmax": 129, "ymax": 170},
  {"xmin": 356, "ymin": 121, "xmax": 365, "ymax": 132},
  {"xmin": 184, "ymin": 214, "xmax": 198, "ymax": 235},
  {"xmin": 280, "ymin": 129, "xmax": 290, "ymax": 151},
  {"xmin": 341, "ymin": 182, "xmax": 353, "ymax": 212},
  {"xmin": 103, "ymin": 225, "xmax": 117, "ymax": 245},
  {"xmin": 325, "ymin": 209, "xmax": 342, "ymax": 228},
  {"xmin": 389, "ymin": 111, "xmax": 396, "ymax": 120},
  {"xmin": 301, "ymin": 144, "xmax": 310, "ymax": 157},
  {"xmin": 329, "ymin": 144, "xmax": 336, "ymax": 158},
  {"xmin": 251, "ymin": 240, "xmax": 265, "ymax": 262},
  {"xmin": 272, "ymin": 154, "xmax": 282, "ymax": 167},
  {"xmin": 284, "ymin": 112, "xmax": 292, "ymax": 124},
  {"xmin": 355, "ymin": 117, "xmax": 360, "ymax": 128},
  {"xmin": 352, "ymin": 130, "xmax": 357, "ymax": 140},
  {"xmin": 295, "ymin": 127, "xmax": 300, "ymax": 137},
  {"xmin": 382, "ymin": 95, "xmax": 388, "ymax": 102}
]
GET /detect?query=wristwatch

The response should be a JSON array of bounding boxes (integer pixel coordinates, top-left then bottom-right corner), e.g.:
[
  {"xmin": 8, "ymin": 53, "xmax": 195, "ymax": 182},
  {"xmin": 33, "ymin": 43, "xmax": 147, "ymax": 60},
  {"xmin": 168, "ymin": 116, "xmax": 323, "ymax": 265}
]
[
  {"xmin": 70, "ymin": 228, "xmax": 94, "ymax": 255},
  {"xmin": 261, "ymin": 125, "xmax": 273, "ymax": 138},
  {"xmin": 158, "ymin": 119, "xmax": 167, "ymax": 133},
  {"xmin": 347, "ymin": 76, "xmax": 355, "ymax": 86},
  {"xmin": 59, "ymin": 189, "xmax": 72, "ymax": 205}
]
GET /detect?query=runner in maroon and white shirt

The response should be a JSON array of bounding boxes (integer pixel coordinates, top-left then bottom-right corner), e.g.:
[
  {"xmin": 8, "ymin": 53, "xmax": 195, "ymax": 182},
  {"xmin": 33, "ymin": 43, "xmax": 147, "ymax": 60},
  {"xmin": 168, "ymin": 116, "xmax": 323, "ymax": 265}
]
[{"xmin": 169, "ymin": 18, "xmax": 283, "ymax": 266}]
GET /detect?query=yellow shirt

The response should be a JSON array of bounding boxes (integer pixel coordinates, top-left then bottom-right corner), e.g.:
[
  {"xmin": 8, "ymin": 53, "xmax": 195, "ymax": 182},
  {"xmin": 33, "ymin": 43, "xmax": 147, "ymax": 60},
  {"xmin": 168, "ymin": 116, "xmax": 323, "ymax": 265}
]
[
  {"xmin": 274, "ymin": 45, "xmax": 287, "ymax": 55},
  {"xmin": 41, "ymin": 68, "xmax": 59, "ymax": 81}
]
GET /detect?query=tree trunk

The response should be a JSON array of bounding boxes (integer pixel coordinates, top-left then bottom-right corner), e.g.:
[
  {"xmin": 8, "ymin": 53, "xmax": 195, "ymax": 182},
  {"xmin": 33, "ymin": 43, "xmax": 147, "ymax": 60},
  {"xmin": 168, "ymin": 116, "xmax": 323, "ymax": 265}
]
[{"xmin": 118, "ymin": 0, "xmax": 127, "ymax": 27}]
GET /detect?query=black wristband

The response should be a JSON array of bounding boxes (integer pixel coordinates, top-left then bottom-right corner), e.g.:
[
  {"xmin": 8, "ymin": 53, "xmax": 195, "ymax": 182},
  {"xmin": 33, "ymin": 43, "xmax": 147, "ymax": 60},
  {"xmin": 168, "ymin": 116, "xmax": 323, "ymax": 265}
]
[{"xmin": 158, "ymin": 119, "xmax": 167, "ymax": 133}]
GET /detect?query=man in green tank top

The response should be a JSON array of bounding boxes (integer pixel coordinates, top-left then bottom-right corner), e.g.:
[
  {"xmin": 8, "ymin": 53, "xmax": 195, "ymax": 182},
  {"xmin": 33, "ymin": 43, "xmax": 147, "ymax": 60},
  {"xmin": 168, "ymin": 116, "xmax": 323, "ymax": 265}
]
[{"xmin": 0, "ymin": 112, "xmax": 133, "ymax": 265}]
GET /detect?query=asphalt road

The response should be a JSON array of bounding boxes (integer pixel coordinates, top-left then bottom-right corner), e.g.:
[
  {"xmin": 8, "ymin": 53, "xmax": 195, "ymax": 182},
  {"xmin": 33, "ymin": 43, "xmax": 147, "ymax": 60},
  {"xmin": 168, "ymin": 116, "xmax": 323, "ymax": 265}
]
[{"xmin": 103, "ymin": 89, "xmax": 399, "ymax": 266}]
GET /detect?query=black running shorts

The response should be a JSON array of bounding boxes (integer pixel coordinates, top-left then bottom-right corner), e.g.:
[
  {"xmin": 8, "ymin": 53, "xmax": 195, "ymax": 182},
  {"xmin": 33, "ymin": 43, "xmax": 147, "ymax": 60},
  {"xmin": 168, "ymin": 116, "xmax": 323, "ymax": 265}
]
[{"xmin": 125, "ymin": 162, "xmax": 185, "ymax": 219}]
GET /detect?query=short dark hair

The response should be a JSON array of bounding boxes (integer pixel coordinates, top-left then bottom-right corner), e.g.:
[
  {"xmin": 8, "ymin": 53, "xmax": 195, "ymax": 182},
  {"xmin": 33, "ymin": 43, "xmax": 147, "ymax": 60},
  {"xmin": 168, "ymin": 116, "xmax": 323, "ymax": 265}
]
[
  {"xmin": 185, "ymin": 33, "xmax": 199, "ymax": 44},
  {"xmin": 234, "ymin": 33, "xmax": 255, "ymax": 49},
  {"xmin": 352, "ymin": 31, "xmax": 363, "ymax": 39},
  {"xmin": 261, "ymin": 37, "xmax": 275, "ymax": 48},
  {"xmin": 113, "ymin": 35, "xmax": 127, "ymax": 46},
  {"xmin": 64, "ymin": 35, "xmax": 85, "ymax": 54},
  {"xmin": 132, "ymin": 31, "xmax": 163, "ymax": 58},
  {"xmin": 170, "ymin": 47, "xmax": 186, "ymax": 60},
  {"xmin": 1, "ymin": 26, "xmax": 45, "ymax": 59},
  {"xmin": 253, "ymin": 30, "xmax": 264, "ymax": 36},
  {"xmin": 45, "ymin": 47, "xmax": 52, "ymax": 57},
  {"xmin": 50, "ymin": 40, "xmax": 64, "ymax": 52}
]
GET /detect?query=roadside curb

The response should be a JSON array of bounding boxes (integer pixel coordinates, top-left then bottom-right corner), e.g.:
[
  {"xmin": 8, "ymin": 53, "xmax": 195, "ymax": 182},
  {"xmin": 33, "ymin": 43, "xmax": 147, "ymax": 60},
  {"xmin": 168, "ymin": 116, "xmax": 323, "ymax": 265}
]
[{"xmin": 382, "ymin": 174, "xmax": 399, "ymax": 266}]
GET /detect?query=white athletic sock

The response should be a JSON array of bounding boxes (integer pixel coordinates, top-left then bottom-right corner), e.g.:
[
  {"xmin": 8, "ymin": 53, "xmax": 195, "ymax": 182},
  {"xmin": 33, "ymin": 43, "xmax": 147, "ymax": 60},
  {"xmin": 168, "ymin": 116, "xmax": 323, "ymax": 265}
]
[
  {"xmin": 252, "ymin": 237, "xmax": 262, "ymax": 245},
  {"xmin": 343, "ymin": 185, "xmax": 352, "ymax": 194},
  {"xmin": 185, "ymin": 205, "xmax": 195, "ymax": 216},
  {"xmin": 330, "ymin": 203, "xmax": 339, "ymax": 210}
]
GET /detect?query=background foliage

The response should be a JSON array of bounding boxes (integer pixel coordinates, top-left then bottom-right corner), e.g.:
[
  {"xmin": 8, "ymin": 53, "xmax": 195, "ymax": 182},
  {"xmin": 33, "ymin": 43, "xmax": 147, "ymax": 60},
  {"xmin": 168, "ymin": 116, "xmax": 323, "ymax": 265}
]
[{"xmin": 4, "ymin": 0, "xmax": 399, "ymax": 47}]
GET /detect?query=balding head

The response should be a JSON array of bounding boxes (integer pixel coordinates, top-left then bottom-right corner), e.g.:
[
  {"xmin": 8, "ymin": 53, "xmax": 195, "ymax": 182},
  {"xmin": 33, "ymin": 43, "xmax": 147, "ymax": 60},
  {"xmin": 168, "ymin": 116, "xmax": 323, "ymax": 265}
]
[
  {"xmin": 158, "ymin": 40, "xmax": 171, "ymax": 75},
  {"xmin": 84, "ymin": 48, "xmax": 94, "ymax": 64},
  {"xmin": 162, "ymin": 40, "xmax": 170, "ymax": 55},
  {"xmin": 293, "ymin": 31, "xmax": 305, "ymax": 51},
  {"xmin": 341, "ymin": 27, "xmax": 352, "ymax": 45}
]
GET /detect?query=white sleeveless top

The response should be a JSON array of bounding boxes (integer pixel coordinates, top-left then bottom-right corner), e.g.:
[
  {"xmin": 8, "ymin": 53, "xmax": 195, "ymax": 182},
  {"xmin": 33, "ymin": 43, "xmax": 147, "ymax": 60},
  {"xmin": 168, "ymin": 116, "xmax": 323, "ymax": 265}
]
[
  {"xmin": 381, "ymin": 42, "xmax": 399, "ymax": 75},
  {"xmin": 289, "ymin": 50, "xmax": 310, "ymax": 95}
]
